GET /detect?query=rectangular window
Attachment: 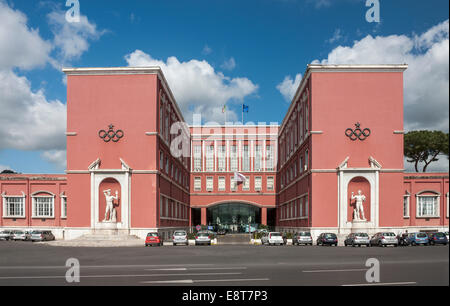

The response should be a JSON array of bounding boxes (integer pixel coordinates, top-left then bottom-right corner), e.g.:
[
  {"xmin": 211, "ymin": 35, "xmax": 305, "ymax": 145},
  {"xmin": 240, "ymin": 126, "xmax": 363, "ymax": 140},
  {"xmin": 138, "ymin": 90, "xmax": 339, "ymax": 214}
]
[
  {"xmin": 305, "ymin": 150, "xmax": 309, "ymax": 171},
  {"xmin": 206, "ymin": 177, "xmax": 214, "ymax": 191},
  {"xmin": 403, "ymin": 196, "xmax": 410, "ymax": 218},
  {"xmin": 299, "ymin": 198, "xmax": 304, "ymax": 217},
  {"xmin": 254, "ymin": 145, "xmax": 262, "ymax": 171},
  {"xmin": 218, "ymin": 145, "xmax": 226, "ymax": 172},
  {"xmin": 243, "ymin": 176, "xmax": 250, "ymax": 190},
  {"xmin": 61, "ymin": 197, "xmax": 67, "ymax": 218},
  {"xmin": 230, "ymin": 177, "xmax": 236, "ymax": 191},
  {"xmin": 305, "ymin": 195, "xmax": 309, "ymax": 218},
  {"xmin": 243, "ymin": 145, "xmax": 250, "ymax": 171},
  {"xmin": 255, "ymin": 176, "xmax": 262, "ymax": 191},
  {"xmin": 267, "ymin": 176, "xmax": 274, "ymax": 191},
  {"xmin": 3, "ymin": 196, "xmax": 25, "ymax": 218},
  {"xmin": 160, "ymin": 152, "xmax": 164, "ymax": 170},
  {"xmin": 417, "ymin": 196, "xmax": 439, "ymax": 217},
  {"xmin": 193, "ymin": 145, "xmax": 202, "ymax": 171},
  {"xmin": 33, "ymin": 197, "xmax": 54, "ymax": 218},
  {"xmin": 194, "ymin": 177, "xmax": 201, "ymax": 191},
  {"xmin": 230, "ymin": 145, "xmax": 238, "ymax": 171},
  {"xmin": 160, "ymin": 195, "xmax": 163, "ymax": 217},
  {"xmin": 265, "ymin": 145, "xmax": 273, "ymax": 171},
  {"xmin": 165, "ymin": 198, "xmax": 169, "ymax": 218},
  {"xmin": 218, "ymin": 176, "xmax": 226, "ymax": 191},
  {"xmin": 206, "ymin": 145, "xmax": 214, "ymax": 172}
]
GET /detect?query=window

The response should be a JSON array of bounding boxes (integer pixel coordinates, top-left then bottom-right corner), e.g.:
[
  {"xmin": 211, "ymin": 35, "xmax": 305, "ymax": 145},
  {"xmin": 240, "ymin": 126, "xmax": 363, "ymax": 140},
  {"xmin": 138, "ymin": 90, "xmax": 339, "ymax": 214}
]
[
  {"xmin": 165, "ymin": 157, "xmax": 169, "ymax": 173},
  {"xmin": 206, "ymin": 145, "xmax": 214, "ymax": 172},
  {"xmin": 243, "ymin": 145, "xmax": 250, "ymax": 171},
  {"xmin": 165, "ymin": 198, "xmax": 169, "ymax": 218},
  {"xmin": 2, "ymin": 194, "xmax": 25, "ymax": 218},
  {"xmin": 160, "ymin": 195, "xmax": 163, "ymax": 217},
  {"xmin": 267, "ymin": 177, "xmax": 274, "ymax": 191},
  {"xmin": 194, "ymin": 177, "xmax": 202, "ymax": 191},
  {"xmin": 305, "ymin": 195, "xmax": 309, "ymax": 218},
  {"xmin": 160, "ymin": 152, "xmax": 164, "ymax": 170},
  {"xmin": 243, "ymin": 176, "xmax": 250, "ymax": 191},
  {"xmin": 255, "ymin": 145, "xmax": 262, "ymax": 171},
  {"xmin": 403, "ymin": 195, "xmax": 410, "ymax": 218},
  {"xmin": 33, "ymin": 196, "xmax": 54, "ymax": 218},
  {"xmin": 230, "ymin": 145, "xmax": 238, "ymax": 171},
  {"xmin": 218, "ymin": 177, "xmax": 226, "ymax": 191},
  {"xmin": 299, "ymin": 157, "xmax": 303, "ymax": 174},
  {"xmin": 193, "ymin": 145, "xmax": 202, "ymax": 171},
  {"xmin": 265, "ymin": 145, "xmax": 273, "ymax": 171},
  {"xmin": 61, "ymin": 196, "xmax": 67, "ymax": 218},
  {"xmin": 304, "ymin": 150, "xmax": 309, "ymax": 171},
  {"xmin": 218, "ymin": 145, "xmax": 226, "ymax": 171},
  {"xmin": 299, "ymin": 198, "xmax": 304, "ymax": 217},
  {"xmin": 417, "ymin": 195, "xmax": 439, "ymax": 218},
  {"xmin": 255, "ymin": 176, "xmax": 262, "ymax": 191},
  {"xmin": 230, "ymin": 176, "xmax": 237, "ymax": 191},
  {"xmin": 206, "ymin": 177, "xmax": 214, "ymax": 191}
]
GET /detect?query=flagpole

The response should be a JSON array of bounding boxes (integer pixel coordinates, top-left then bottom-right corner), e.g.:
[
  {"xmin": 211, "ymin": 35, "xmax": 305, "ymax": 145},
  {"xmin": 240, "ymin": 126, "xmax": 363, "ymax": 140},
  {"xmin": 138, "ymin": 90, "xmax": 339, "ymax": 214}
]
[{"xmin": 242, "ymin": 104, "xmax": 244, "ymax": 124}]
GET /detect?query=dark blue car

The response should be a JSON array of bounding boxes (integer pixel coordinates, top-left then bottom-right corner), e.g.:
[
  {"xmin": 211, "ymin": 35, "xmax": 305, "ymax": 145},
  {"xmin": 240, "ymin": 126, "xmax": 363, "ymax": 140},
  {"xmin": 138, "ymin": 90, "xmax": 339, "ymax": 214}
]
[{"xmin": 428, "ymin": 232, "xmax": 448, "ymax": 246}]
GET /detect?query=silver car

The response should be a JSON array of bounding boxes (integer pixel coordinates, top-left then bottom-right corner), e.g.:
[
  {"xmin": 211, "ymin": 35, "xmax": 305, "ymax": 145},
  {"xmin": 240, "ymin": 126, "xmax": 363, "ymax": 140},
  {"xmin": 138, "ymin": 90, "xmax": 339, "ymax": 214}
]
[
  {"xmin": 195, "ymin": 231, "xmax": 212, "ymax": 246},
  {"xmin": 31, "ymin": 230, "xmax": 55, "ymax": 242},
  {"xmin": 172, "ymin": 230, "xmax": 188, "ymax": 246},
  {"xmin": 12, "ymin": 230, "xmax": 31, "ymax": 241},
  {"xmin": 0, "ymin": 230, "xmax": 14, "ymax": 241},
  {"xmin": 370, "ymin": 232, "xmax": 398, "ymax": 247}
]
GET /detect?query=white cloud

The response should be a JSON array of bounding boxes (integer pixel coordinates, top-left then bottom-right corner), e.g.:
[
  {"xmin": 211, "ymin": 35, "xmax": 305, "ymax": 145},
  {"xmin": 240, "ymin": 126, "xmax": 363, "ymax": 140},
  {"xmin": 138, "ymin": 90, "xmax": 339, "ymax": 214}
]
[
  {"xmin": 125, "ymin": 50, "xmax": 258, "ymax": 123},
  {"xmin": 327, "ymin": 28, "xmax": 343, "ymax": 44},
  {"xmin": 0, "ymin": 1, "xmax": 52, "ymax": 70},
  {"xmin": 276, "ymin": 73, "xmax": 302, "ymax": 102},
  {"xmin": 202, "ymin": 44, "xmax": 213, "ymax": 55},
  {"xmin": 310, "ymin": 19, "xmax": 449, "ymax": 132},
  {"xmin": 221, "ymin": 57, "xmax": 236, "ymax": 71},
  {"xmin": 0, "ymin": 70, "xmax": 66, "ymax": 152},
  {"xmin": 41, "ymin": 150, "xmax": 67, "ymax": 170},
  {"xmin": 47, "ymin": 9, "xmax": 104, "ymax": 66}
]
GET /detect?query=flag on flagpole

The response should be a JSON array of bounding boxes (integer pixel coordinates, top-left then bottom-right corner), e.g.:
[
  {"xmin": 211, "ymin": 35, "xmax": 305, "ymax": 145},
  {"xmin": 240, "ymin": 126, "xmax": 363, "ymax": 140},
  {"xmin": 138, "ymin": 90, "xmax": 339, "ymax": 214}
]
[
  {"xmin": 242, "ymin": 104, "xmax": 249, "ymax": 113},
  {"xmin": 234, "ymin": 172, "xmax": 246, "ymax": 185},
  {"xmin": 222, "ymin": 105, "xmax": 226, "ymax": 113}
]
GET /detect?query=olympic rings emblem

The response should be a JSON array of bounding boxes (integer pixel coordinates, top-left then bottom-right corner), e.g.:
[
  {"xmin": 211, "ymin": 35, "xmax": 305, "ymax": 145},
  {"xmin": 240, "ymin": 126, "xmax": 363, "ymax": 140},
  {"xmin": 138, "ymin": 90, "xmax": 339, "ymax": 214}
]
[
  {"xmin": 99, "ymin": 124, "xmax": 124, "ymax": 143},
  {"xmin": 345, "ymin": 122, "xmax": 371, "ymax": 141}
]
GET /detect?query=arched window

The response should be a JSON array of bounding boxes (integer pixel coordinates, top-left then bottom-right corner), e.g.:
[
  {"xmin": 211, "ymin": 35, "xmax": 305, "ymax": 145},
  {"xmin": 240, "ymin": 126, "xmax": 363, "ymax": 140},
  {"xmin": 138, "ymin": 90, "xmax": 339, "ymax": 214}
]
[{"xmin": 416, "ymin": 190, "xmax": 440, "ymax": 218}]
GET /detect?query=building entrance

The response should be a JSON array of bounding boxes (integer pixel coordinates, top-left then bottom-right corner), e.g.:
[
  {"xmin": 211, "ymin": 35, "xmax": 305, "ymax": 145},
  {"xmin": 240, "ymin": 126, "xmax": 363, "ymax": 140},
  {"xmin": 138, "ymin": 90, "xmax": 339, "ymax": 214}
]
[{"xmin": 207, "ymin": 203, "xmax": 261, "ymax": 233}]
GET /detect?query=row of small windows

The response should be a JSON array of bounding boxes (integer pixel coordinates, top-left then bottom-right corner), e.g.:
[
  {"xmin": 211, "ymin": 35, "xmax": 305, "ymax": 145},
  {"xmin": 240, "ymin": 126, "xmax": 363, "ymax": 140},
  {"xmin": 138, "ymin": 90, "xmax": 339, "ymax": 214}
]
[
  {"xmin": 159, "ymin": 195, "xmax": 189, "ymax": 221},
  {"xmin": 160, "ymin": 151, "xmax": 190, "ymax": 189},
  {"xmin": 193, "ymin": 144, "xmax": 274, "ymax": 172},
  {"xmin": 280, "ymin": 149, "xmax": 309, "ymax": 189},
  {"xmin": 193, "ymin": 176, "xmax": 274, "ymax": 192},
  {"xmin": 403, "ymin": 192, "xmax": 449, "ymax": 219},
  {"xmin": 2, "ymin": 194, "xmax": 67, "ymax": 219},
  {"xmin": 279, "ymin": 196, "xmax": 309, "ymax": 221}
]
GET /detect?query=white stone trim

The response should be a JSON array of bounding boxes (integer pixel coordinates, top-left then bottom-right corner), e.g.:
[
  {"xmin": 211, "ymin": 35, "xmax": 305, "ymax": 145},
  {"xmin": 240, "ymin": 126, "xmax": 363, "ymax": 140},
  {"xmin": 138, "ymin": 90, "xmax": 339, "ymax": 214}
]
[
  {"xmin": 32, "ymin": 193, "xmax": 55, "ymax": 219},
  {"xmin": 2, "ymin": 191, "xmax": 26, "ymax": 218},
  {"xmin": 60, "ymin": 192, "xmax": 67, "ymax": 219}
]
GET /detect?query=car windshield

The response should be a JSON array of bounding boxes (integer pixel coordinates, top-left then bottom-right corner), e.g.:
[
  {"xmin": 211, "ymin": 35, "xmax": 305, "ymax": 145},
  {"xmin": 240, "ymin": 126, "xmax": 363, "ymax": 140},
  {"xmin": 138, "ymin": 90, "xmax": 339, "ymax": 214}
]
[
  {"xmin": 197, "ymin": 233, "xmax": 209, "ymax": 237},
  {"xmin": 32, "ymin": 231, "xmax": 42, "ymax": 234},
  {"xmin": 435, "ymin": 232, "xmax": 445, "ymax": 237},
  {"xmin": 174, "ymin": 231, "xmax": 186, "ymax": 236},
  {"xmin": 383, "ymin": 233, "xmax": 395, "ymax": 236},
  {"xmin": 325, "ymin": 234, "xmax": 336, "ymax": 238},
  {"xmin": 147, "ymin": 233, "xmax": 158, "ymax": 237},
  {"xmin": 270, "ymin": 233, "xmax": 281, "ymax": 237},
  {"xmin": 417, "ymin": 233, "xmax": 427, "ymax": 238},
  {"xmin": 15, "ymin": 231, "xmax": 24, "ymax": 234},
  {"xmin": 299, "ymin": 232, "xmax": 311, "ymax": 236},
  {"xmin": 355, "ymin": 233, "xmax": 368, "ymax": 237}
]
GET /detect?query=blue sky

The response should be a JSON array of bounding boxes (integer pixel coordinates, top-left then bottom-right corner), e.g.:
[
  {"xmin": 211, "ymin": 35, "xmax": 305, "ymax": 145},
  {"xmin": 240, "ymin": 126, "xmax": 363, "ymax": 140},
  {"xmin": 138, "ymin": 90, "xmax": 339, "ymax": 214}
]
[{"xmin": 0, "ymin": 0, "xmax": 449, "ymax": 173}]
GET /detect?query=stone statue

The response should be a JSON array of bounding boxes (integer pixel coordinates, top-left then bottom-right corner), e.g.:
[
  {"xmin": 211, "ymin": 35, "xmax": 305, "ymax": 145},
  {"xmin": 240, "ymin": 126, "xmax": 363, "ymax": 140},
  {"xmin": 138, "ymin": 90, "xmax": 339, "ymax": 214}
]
[
  {"xmin": 248, "ymin": 216, "xmax": 252, "ymax": 224},
  {"xmin": 351, "ymin": 190, "xmax": 367, "ymax": 221},
  {"xmin": 103, "ymin": 189, "xmax": 118, "ymax": 222},
  {"xmin": 216, "ymin": 217, "xmax": 221, "ymax": 225}
]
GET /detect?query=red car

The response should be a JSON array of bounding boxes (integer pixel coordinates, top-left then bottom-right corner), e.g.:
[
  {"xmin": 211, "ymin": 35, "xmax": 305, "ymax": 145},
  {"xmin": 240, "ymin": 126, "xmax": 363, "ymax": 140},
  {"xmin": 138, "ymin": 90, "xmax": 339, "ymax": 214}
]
[{"xmin": 145, "ymin": 232, "xmax": 163, "ymax": 247}]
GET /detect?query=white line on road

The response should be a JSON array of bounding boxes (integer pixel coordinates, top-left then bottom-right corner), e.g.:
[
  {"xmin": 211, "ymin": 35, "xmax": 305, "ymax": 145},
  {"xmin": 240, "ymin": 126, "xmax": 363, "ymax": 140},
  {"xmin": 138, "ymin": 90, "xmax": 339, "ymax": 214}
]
[
  {"xmin": 342, "ymin": 282, "xmax": 417, "ymax": 286},
  {"xmin": 144, "ymin": 267, "xmax": 247, "ymax": 271},
  {"xmin": 303, "ymin": 269, "xmax": 367, "ymax": 273},
  {"xmin": 0, "ymin": 264, "xmax": 216, "ymax": 270},
  {"xmin": 141, "ymin": 278, "xmax": 270, "ymax": 284},
  {"xmin": 0, "ymin": 272, "xmax": 242, "ymax": 280}
]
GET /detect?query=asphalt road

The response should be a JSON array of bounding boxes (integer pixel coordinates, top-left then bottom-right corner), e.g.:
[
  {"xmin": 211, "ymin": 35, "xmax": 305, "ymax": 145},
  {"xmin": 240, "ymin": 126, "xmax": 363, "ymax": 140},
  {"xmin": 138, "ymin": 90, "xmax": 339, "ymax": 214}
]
[{"xmin": 0, "ymin": 241, "xmax": 448, "ymax": 286}]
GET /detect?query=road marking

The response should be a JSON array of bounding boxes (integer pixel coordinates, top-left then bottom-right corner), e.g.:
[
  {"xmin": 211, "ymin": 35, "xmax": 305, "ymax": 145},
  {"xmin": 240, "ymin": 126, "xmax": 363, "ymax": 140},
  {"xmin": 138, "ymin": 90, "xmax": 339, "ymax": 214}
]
[
  {"xmin": 0, "ymin": 264, "xmax": 216, "ymax": 270},
  {"xmin": 342, "ymin": 282, "xmax": 417, "ymax": 286},
  {"xmin": 141, "ymin": 278, "xmax": 270, "ymax": 284},
  {"xmin": 303, "ymin": 269, "xmax": 367, "ymax": 273},
  {"xmin": 0, "ymin": 272, "xmax": 242, "ymax": 280},
  {"xmin": 144, "ymin": 267, "xmax": 247, "ymax": 271}
]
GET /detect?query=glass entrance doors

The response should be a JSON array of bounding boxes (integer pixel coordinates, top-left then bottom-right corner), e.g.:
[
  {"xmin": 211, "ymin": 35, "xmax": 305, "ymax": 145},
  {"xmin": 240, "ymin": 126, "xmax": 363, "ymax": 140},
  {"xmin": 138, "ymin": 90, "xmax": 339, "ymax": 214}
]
[{"xmin": 207, "ymin": 203, "xmax": 261, "ymax": 233}]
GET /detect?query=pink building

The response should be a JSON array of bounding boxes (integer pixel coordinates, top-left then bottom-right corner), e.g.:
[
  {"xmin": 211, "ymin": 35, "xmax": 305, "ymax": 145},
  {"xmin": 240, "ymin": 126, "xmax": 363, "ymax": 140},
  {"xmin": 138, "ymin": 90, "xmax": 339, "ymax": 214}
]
[{"xmin": 0, "ymin": 65, "xmax": 448, "ymax": 239}]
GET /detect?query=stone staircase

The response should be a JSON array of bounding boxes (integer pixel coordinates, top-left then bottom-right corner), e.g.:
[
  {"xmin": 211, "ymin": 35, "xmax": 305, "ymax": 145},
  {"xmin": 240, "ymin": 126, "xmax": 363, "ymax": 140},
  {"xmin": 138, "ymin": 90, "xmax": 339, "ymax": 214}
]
[
  {"xmin": 43, "ymin": 231, "xmax": 144, "ymax": 247},
  {"xmin": 216, "ymin": 234, "xmax": 252, "ymax": 245}
]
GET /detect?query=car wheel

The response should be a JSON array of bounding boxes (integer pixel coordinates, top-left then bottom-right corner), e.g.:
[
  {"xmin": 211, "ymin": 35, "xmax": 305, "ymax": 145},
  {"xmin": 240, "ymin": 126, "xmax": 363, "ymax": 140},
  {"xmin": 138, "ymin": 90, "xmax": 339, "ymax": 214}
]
[{"xmin": 352, "ymin": 242, "xmax": 355, "ymax": 247}]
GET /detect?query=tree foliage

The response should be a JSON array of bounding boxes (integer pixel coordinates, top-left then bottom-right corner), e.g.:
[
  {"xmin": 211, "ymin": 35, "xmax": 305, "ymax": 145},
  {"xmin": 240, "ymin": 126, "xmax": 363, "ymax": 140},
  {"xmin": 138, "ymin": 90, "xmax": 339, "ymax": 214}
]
[{"xmin": 404, "ymin": 130, "xmax": 449, "ymax": 172}]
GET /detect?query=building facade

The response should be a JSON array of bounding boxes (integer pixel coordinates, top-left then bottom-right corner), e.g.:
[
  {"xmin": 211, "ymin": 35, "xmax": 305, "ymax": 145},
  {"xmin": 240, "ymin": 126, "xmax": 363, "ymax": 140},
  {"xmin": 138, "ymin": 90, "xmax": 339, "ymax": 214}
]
[{"xmin": 0, "ymin": 65, "xmax": 448, "ymax": 239}]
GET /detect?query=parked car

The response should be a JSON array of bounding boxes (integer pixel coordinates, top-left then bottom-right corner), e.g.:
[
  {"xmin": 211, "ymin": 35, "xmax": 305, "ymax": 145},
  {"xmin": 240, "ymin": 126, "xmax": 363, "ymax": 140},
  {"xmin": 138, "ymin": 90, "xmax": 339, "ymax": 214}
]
[
  {"xmin": 427, "ymin": 232, "xmax": 447, "ymax": 246},
  {"xmin": 0, "ymin": 230, "xmax": 14, "ymax": 241},
  {"xmin": 293, "ymin": 232, "xmax": 313, "ymax": 246},
  {"xmin": 172, "ymin": 230, "xmax": 188, "ymax": 246},
  {"xmin": 217, "ymin": 228, "xmax": 228, "ymax": 235},
  {"xmin": 261, "ymin": 232, "xmax": 284, "ymax": 246},
  {"xmin": 31, "ymin": 230, "xmax": 55, "ymax": 242},
  {"xmin": 369, "ymin": 232, "xmax": 398, "ymax": 247},
  {"xmin": 12, "ymin": 230, "xmax": 31, "ymax": 241},
  {"xmin": 344, "ymin": 233, "xmax": 370, "ymax": 247},
  {"xmin": 195, "ymin": 231, "xmax": 212, "ymax": 246},
  {"xmin": 407, "ymin": 232, "xmax": 429, "ymax": 246},
  {"xmin": 445, "ymin": 231, "xmax": 449, "ymax": 241},
  {"xmin": 145, "ymin": 232, "xmax": 163, "ymax": 247},
  {"xmin": 316, "ymin": 233, "xmax": 338, "ymax": 246},
  {"xmin": 398, "ymin": 233, "xmax": 410, "ymax": 246}
]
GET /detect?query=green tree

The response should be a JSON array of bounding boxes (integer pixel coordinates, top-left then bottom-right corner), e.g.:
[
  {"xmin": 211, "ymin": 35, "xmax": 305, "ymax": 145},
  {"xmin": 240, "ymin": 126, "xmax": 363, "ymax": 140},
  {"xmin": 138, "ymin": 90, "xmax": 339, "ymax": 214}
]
[{"xmin": 404, "ymin": 130, "xmax": 449, "ymax": 172}]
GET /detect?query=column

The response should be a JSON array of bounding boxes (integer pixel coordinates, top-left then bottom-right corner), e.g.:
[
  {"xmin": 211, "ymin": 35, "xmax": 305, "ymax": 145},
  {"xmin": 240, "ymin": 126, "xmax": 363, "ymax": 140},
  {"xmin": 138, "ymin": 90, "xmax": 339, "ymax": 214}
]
[
  {"xmin": 201, "ymin": 207, "xmax": 207, "ymax": 225},
  {"xmin": 261, "ymin": 207, "xmax": 267, "ymax": 226}
]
